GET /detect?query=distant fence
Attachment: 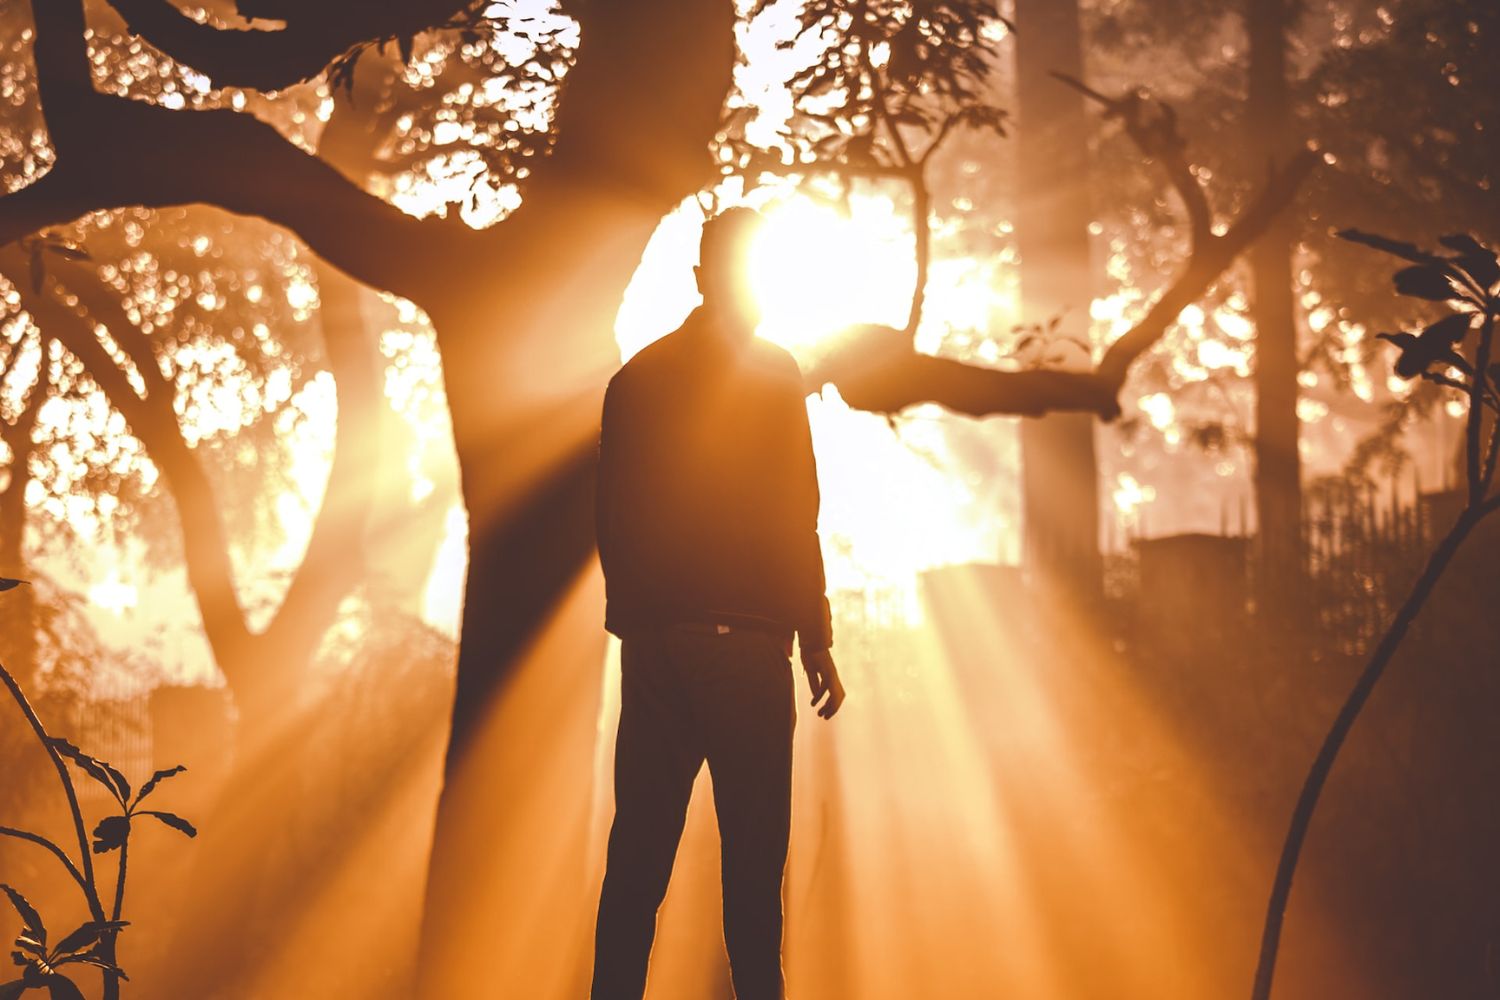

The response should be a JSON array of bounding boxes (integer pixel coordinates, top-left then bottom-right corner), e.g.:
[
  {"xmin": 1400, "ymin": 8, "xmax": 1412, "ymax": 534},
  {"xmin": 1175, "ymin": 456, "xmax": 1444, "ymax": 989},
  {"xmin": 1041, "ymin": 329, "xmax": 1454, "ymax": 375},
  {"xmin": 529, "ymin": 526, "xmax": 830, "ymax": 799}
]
[{"xmin": 1111, "ymin": 487, "xmax": 1471, "ymax": 658}]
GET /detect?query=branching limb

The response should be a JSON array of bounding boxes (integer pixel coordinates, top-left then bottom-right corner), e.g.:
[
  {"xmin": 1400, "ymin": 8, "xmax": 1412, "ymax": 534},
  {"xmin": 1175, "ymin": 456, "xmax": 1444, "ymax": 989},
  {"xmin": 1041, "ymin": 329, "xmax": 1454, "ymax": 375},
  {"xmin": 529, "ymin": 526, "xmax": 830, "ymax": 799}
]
[
  {"xmin": 1095, "ymin": 150, "xmax": 1318, "ymax": 387},
  {"xmin": 809, "ymin": 323, "xmax": 1121, "ymax": 418},
  {"xmin": 1, "ymin": 92, "xmax": 467, "ymax": 303},
  {"xmin": 100, "ymin": 0, "xmax": 477, "ymax": 91},
  {"xmin": 3, "ymin": 249, "xmax": 255, "ymax": 670},
  {"xmin": 1053, "ymin": 72, "xmax": 1213, "ymax": 253},
  {"xmin": 813, "ymin": 146, "xmax": 1316, "ymax": 420},
  {"xmin": 0, "ymin": 662, "xmax": 105, "ymax": 923}
]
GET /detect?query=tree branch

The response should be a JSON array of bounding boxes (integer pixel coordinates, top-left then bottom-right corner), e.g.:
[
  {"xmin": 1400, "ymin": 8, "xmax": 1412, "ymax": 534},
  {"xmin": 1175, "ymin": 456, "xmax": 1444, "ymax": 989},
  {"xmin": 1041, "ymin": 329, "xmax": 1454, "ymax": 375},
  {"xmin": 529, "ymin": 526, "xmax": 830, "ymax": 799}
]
[
  {"xmin": 4, "ymin": 250, "xmax": 255, "ymax": 671},
  {"xmin": 810, "ymin": 325, "xmax": 1119, "ymax": 417},
  {"xmin": 1, "ymin": 85, "xmax": 467, "ymax": 305},
  {"xmin": 0, "ymin": 826, "xmax": 88, "ymax": 894},
  {"xmin": 1096, "ymin": 151, "xmax": 1318, "ymax": 387},
  {"xmin": 1052, "ymin": 72, "xmax": 1213, "ymax": 253},
  {"xmin": 813, "ymin": 150, "xmax": 1317, "ymax": 420},
  {"xmin": 100, "ymin": 0, "xmax": 476, "ymax": 92}
]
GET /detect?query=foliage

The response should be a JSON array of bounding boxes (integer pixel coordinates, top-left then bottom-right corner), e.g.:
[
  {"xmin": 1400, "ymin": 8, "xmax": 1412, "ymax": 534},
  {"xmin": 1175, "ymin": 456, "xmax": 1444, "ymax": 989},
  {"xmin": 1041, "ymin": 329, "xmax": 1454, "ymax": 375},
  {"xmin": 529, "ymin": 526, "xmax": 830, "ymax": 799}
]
[
  {"xmin": 723, "ymin": 0, "xmax": 1008, "ymax": 195},
  {"xmin": 0, "ymin": 585, "xmax": 195, "ymax": 1000}
]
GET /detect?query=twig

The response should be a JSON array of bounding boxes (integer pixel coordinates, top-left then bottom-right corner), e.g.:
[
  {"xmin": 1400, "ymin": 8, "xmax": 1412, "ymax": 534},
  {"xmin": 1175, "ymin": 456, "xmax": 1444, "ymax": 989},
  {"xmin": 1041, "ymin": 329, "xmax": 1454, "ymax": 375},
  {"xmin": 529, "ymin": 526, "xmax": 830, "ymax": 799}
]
[
  {"xmin": 0, "ymin": 662, "xmax": 103, "ymax": 922},
  {"xmin": 0, "ymin": 825, "xmax": 89, "ymax": 892}
]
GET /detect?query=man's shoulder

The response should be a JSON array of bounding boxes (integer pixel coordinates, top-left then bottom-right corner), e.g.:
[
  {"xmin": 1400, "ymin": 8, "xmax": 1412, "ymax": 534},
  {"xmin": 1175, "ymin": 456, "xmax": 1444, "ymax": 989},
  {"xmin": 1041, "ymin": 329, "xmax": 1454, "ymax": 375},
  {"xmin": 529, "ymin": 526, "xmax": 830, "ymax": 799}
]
[
  {"xmin": 608, "ymin": 332, "xmax": 675, "ymax": 396},
  {"xmin": 743, "ymin": 338, "xmax": 806, "ymax": 388}
]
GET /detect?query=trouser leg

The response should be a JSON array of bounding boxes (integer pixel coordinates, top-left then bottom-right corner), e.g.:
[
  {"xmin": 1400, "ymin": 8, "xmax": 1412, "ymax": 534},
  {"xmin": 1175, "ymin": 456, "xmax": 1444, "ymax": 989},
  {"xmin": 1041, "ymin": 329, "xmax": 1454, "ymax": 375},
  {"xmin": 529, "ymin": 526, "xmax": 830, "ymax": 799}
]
[
  {"xmin": 592, "ymin": 636, "xmax": 703, "ymax": 1000},
  {"xmin": 701, "ymin": 633, "xmax": 796, "ymax": 1000}
]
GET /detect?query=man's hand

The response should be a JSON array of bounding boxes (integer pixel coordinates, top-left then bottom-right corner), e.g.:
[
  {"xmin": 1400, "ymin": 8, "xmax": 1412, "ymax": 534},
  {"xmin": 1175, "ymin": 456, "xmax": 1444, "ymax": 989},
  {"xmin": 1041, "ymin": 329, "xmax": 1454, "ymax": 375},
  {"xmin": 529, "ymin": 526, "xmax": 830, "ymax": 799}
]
[{"xmin": 801, "ymin": 647, "xmax": 846, "ymax": 720}]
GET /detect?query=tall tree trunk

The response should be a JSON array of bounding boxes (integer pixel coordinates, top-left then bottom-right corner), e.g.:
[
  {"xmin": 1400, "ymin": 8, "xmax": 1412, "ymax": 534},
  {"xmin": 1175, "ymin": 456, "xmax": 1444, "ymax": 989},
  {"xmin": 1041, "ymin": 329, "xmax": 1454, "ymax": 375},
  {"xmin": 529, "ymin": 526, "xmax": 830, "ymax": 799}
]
[
  {"xmin": 414, "ymin": 5, "xmax": 737, "ymax": 993},
  {"xmin": 1012, "ymin": 0, "xmax": 1102, "ymax": 602},
  {"xmin": 1247, "ymin": 0, "xmax": 1303, "ymax": 619}
]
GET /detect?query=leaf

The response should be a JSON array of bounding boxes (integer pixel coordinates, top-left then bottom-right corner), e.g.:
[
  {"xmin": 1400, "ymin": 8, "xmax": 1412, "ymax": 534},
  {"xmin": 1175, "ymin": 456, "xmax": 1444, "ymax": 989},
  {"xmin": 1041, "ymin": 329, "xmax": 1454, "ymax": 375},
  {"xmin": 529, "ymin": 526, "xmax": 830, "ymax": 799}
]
[
  {"xmin": 89, "ymin": 817, "xmax": 129, "ymax": 856},
  {"xmin": 1377, "ymin": 328, "xmax": 1468, "ymax": 380},
  {"xmin": 1393, "ymin": 264, "xmax": 1459, "ymax": 301},
  {"xmin": 41, "ymin": 975, "xmax": 84, "ymax": 1000},
  {"xmin": 0, "ymin": 979, "xmax": 26, "ymax": 1000},
  {"xmin": 48, "ymin": 921, "xmax": 124, "ymax": 960},
  {"xmin": 46, "ymin": 741, "xmax": 128, "ymax": 806},
  {"xmin": 131, "ymin": 765, "xmax": 185, "ymax": 807},
  {"xmin": 1420, "ymin": 312, "xmax": 1473, "ymax": 347},
  {"xmin": 397, "ymin": 34, "xmax": 415, "ymax": 68},
  {"xmin": 0, "ymin": 889, "xmax": 43, "ymax": 951},
  {"xmin": 1336, "ymin": 229, "xmax": 1443, "ymax": 265},
  {"xmin": 9, "ymin": 939, "xmax": 41, "ymax": 963},
  {"xmin": 51, "ymin": 953, "xmax": 125, "ymax": 980},
  {"xmin": 0, "ymin": 579, "xmax": 27, "ymax": 592},
  {"xmin": 1438, "ymin": 233, "xmax": 1486, "ymax": 256},
  {"xmin": 1457, "ymin": 251, "xmax": 1500, "ymax": 292},
  {"xmin": 138, "ymin": 812, "xmax": 196, "ymax": 839}
]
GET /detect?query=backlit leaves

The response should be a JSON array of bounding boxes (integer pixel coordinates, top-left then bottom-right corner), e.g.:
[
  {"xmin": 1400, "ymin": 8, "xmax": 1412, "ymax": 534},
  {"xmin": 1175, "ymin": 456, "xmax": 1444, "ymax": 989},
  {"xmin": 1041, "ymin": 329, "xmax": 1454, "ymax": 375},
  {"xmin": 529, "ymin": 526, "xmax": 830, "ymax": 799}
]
[
  {"xmin": 0, "ymin": 888, "xmax": 43, "ymax": 955},
  {"xmin": 46, "ymin": 740, "xmax": 129, "ymax": 807},
  {"xmin": 131, "ymin": 765, "xmax": 186, "ymax": 808},
  {"xmin": 1392, "ymin": 264, "xmax": 1459, "ymax": 301},
  {"xmin": 89, "ymin": 816, "xmax": 129, "ymax": 856},
  {"xmin": 137, "ymin": 811, "xmax": 197, "ymax": 840}
]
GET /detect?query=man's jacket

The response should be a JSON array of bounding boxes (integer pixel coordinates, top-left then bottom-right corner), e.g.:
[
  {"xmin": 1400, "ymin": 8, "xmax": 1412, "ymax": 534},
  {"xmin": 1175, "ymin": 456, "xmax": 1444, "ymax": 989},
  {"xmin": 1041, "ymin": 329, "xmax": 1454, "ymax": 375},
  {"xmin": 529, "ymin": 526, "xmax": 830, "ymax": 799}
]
[{"xmin": 595, "ymin": 308, "xmax": 834, "ymax": 651}]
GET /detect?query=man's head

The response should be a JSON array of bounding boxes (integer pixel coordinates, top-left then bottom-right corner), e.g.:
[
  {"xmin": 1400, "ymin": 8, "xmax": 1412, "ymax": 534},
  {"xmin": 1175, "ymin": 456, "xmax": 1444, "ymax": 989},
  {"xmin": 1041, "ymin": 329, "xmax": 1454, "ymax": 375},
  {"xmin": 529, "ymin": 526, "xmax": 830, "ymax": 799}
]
[{"xmin": 695, "ymin": 207, "xmax": 764, "ymax": 339}]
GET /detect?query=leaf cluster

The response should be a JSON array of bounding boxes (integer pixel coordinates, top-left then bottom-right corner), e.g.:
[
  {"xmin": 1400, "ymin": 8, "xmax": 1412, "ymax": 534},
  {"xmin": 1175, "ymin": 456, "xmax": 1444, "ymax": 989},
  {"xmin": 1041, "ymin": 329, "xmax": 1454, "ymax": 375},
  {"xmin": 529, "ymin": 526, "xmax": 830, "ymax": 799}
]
[
  {"xmin": 722, "ymin": 0, "xmax": 1009, "ymax": 186},
  {"xmin": 1340, "ymin": 230, "xmax": 1499, "ymax": 383},
  {"xmin": 1, "ymin": 884, "xmax": 126, "ymax": 1000}
]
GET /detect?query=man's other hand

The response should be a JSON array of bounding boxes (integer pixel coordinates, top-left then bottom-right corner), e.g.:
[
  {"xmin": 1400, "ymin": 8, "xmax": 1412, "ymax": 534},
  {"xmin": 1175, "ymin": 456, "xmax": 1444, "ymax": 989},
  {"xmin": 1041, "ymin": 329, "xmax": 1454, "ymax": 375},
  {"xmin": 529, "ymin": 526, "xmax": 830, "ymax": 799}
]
[{"xmin": 800, "ymin": 647, "xmax": 846, "ymax": 720}]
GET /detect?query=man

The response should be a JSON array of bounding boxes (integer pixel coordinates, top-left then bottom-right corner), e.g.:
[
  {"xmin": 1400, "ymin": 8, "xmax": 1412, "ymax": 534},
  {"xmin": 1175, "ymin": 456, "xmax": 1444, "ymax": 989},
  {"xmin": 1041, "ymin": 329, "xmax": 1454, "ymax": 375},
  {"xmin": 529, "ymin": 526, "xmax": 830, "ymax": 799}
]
[{"xmin": 591, "ymin": 207, "xmax": 845, "ymax": 1000}]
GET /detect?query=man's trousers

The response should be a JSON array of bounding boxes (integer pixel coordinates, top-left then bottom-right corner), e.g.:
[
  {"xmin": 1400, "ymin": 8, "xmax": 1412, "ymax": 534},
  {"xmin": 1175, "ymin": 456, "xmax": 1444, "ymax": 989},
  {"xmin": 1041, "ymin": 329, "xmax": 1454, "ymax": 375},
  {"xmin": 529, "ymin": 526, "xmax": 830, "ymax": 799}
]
[{"xmin": 591, "ymin": 626, "xmax": 796, "ymax": 1000}]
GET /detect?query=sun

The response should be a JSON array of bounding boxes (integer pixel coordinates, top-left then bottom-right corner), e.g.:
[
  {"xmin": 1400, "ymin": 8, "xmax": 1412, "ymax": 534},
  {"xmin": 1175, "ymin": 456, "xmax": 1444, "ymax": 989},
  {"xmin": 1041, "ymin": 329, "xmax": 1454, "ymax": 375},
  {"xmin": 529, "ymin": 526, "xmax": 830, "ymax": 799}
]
[{"xmin": 747, "ymin": 195, "xmax": 915, "ymax": 356}]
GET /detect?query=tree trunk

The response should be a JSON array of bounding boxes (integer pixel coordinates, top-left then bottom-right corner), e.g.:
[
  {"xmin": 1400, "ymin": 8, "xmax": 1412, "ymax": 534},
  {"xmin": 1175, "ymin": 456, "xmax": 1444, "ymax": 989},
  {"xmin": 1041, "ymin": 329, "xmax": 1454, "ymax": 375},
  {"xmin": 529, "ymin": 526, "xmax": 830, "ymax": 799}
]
[
  {"xmin": 1012, "ymin": 0, "xmax": 1102, "ymax": 602},
  {"xmin": 414, "ymin": 4, "xmax": 737, "ymax": 993},
  {"xmin": 1247, "ymin": 0, "xmax": 1303, "ymax": 620}
]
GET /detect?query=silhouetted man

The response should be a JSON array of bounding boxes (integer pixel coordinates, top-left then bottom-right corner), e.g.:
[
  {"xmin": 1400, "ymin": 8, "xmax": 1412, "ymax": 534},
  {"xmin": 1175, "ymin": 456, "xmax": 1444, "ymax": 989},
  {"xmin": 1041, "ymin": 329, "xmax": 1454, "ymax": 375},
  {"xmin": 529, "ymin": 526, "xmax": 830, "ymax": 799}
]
[{"xmin": 591, "ymin": 207, "xmax": 845, "ymax": 1000}]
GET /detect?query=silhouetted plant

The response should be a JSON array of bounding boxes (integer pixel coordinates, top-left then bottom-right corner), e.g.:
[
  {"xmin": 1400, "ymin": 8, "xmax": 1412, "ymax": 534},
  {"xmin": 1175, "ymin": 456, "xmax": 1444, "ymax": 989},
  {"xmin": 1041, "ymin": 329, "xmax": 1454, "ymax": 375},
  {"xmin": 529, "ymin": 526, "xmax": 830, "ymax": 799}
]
[
  {"xmin": 0, "ymin": 584, "xmax": 195, "ymax": 1000},
  {"xmin": 1253, "ymin": 231, "xmax": 1500, "ymax": 999}
]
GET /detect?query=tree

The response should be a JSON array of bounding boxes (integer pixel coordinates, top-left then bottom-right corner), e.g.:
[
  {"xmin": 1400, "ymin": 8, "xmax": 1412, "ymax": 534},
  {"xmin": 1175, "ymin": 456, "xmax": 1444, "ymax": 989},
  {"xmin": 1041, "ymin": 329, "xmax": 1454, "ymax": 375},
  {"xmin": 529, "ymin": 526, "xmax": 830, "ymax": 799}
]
[
  {"xmin": 2, "ymin": 3, "xmax": 1315, "ymax": 994},
  {"xmin": 1246, "ymin": 0, "xmax": 1305, "ymax": 616},
  {"xmin": 2, "ymin": 0, "xmax": 733, "ymax": 991},
  {"xmin": 1013, "ymin": 0, "xmax": 1104, "ymax": 603}
]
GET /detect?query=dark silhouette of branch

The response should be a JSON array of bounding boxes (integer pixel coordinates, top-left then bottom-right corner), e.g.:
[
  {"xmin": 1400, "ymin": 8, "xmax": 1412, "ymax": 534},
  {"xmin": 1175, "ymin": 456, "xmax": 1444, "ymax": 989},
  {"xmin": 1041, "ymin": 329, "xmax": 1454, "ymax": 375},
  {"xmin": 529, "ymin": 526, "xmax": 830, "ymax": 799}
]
[
  {"xmin": 1095, "ymin": 150, "xmax": 1317, "ymax": 386},
  {"xmin": 0, "ymin": 825, "xmax": 88, "ymax": 893},
  {"xmin": 814, "ymin": 125, "xmax": 1318, "ymax": 419},
  {"xmin": 100, "ymin": 0, "xmax": 477, "ymax": 91},
  {"xmin": 23, "ymin": 272, "xmax": 255, "ymax": 665},
  {"xmin": 1053, "ymin": 72, "xmax": 1213, "ymax": 253},
  {"xmin": 0, "ymin": 94, "xmax": 465, "ymax": 303},
  {"xmin": 16, "ymin": 244, "xmax": 383, "ymax": 707},
  {"xmin": 1250, "ymin": 502, "xmax": 1493, "ymax": 1000}
]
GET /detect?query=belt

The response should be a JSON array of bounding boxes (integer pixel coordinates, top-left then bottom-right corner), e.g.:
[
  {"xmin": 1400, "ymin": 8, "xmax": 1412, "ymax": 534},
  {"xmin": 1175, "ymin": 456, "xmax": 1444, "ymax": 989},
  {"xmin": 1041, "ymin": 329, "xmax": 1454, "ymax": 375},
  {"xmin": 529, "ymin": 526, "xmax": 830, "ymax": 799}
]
[{"xmin": 665, "ymin": 617, "xmax": 795, "ymax": 656}]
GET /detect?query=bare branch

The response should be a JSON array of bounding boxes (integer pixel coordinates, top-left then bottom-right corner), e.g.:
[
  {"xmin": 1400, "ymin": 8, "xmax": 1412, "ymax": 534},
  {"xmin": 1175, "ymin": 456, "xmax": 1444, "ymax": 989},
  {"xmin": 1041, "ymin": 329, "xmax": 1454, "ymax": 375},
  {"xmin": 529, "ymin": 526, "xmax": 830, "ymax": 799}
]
[
  {"xmin": 3, "ymin": 250, "xmax": 255, "ymax": 670},
  {"xmin": 809, "ymin": 323, "xmax": 1120, "ymax": 418},
  {"xmin": 0, "ymin": 92, "xmax": 467, "ymax": 305},
  {"xmin": 100, "ymin": 0, "xmax": 476, "ymax": 92},
  {"xmin": 813, "ymin": 151, "xmax": 1316, "ymax": 421},
  {"xmin": 1096, "ymin": 150, "xmax": 1319, "ymax": 387}
]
